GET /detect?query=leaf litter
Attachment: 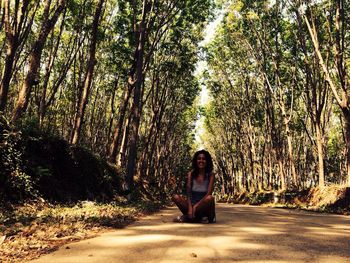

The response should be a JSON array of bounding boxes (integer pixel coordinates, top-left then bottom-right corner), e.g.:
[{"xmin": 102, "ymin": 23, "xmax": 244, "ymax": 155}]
[{"xmin": 0, "ymin": 199, "xmax": 163, "ymax": 263}]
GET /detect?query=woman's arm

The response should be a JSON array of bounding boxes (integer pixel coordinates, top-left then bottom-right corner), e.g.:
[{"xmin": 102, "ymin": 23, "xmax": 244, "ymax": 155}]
[
  {"xmin": 207, "ymin": 172, "xmax": 215, "ymax": 195},
  {"xmin": 186, "ymin": 171, "xmax": 193, "ymax": 218}
]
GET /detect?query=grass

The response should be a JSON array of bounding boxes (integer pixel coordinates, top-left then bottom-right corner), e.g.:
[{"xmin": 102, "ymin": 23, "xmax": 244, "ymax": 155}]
[{"xmin": 0, "ymin": 198, "xmax": 165, "ymax": 263}]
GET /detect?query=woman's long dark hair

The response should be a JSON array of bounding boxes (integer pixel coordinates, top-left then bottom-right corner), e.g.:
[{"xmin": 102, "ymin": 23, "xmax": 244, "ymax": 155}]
[{"xmin": 191, "ymin": 149, "xmax": 213, "ymax": 179}]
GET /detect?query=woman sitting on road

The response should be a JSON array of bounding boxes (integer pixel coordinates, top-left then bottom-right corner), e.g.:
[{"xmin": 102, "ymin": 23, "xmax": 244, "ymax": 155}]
[{"xmin": 172, "ymin": 149, "xmax": 216, "ymax": 223}]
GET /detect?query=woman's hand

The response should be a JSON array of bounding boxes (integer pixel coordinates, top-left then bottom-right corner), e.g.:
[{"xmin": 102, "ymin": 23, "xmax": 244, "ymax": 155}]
[
  {"xmin": 188, "ymin": 205, "xmax": 193, "ymax": 219},
  {"xmin": 192, "ymin": 203, "xmax": 199, "ymax": 218}
]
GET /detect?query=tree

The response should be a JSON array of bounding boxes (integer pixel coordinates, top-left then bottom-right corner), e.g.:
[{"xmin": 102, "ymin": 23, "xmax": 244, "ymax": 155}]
[
  {"xmin": 70, "ymin": 0, "xmax": 105, "ymax": 144},
  {"xmin": 12, "ymin": 0, "xmax": 66, "ymax": 123},
  {"xmin": 300, "ymin": 0, "xmax": 350, "ymax": 185},
  {"xmin": 0, "ymin": 0, "xmax": 38, "ymax": 112}
]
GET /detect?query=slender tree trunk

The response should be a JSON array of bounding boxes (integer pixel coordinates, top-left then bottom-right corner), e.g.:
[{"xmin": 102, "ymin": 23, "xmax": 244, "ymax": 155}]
[
  {"xmin": 125, "ymin": 0, "xmax": 148, "ymax": 191},
  {"xmin": 12, "ymin": 0, "xmax": 66, "ymax": 123},
  {"xmin": 304, "ymin": 7, "xmax": 349, "ymax": 185},
  {"xmin": 315, "ymin": 121, "xmax": 325, "ymax": 187},
  {"xmin": 268, "ymin": 151, "xmax": 273, "ymax": 190},
  {"xmin": 342, "ymin": 109, "xmax": 350, "ymax": 185},
  {"xmin": 70, "ymin": 0, "xmax": 104, "ymax": 144},
  {"xmin": 118, "ymin": 112, "xmax": 132, "ymax": 167},
  {"xmin": 294, "ymin": 7, "xmax": 328, "ymax": 188},
  {"xmin": 106, "ymin": 76, "xmax": 118, "ymax": 150},
  {"xmin": 38, "ymin": 11, "xmax": 66, "ymax": 127},
  {"xmin": 284, "ymin": 119, "xmax": 298, "ymax": 187},
  {"xmin": 0, "ymin": 45, "xmax": 16, "ymax": 111},
  {"xmin": 247, "ymin": 120, "xmax": 260, "ymax": 191},
  {"xmin": 0, "ymin": 0, "xmax": 32, "ymax": 112},
  {"xmin": 278, "ymin": 157, "xmax": 286, "ymax": 190},
  {"xmin": 108, "ymin": 85, "xmax": 132, "ymax": 162}
]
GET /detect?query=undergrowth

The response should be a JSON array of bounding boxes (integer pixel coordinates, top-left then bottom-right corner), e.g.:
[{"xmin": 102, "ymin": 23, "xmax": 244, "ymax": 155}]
[
  {"xmin": 219, "ymin": 186, "xmax": 350, "ymax": 214},
  {"xmin": 0, "ymin": 199, "xmax": 165, "ymax": 263}
]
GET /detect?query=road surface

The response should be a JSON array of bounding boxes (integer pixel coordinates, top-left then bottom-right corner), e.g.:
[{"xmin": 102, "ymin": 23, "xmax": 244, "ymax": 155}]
[{"xmin": 31, "ymin": 204, "xmax": 350, "ymax": 263}]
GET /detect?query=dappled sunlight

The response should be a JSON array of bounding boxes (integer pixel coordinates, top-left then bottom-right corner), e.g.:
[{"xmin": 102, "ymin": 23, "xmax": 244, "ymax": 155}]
[
  {"xmin": 131, "ymin": 222, "xmax": 204, "ymax": 231},
  {"xmin": 97, "ymin": 234, "xmax": 184, "ymax": 246},
  {"xmin": 205, "ymin": 236, "xmax": 266, "ymax": 250},
  {"xmin": 316, "ymin": 256, "xmax": 350, "ymax": 263},
  {"xmin": 303, "ymin": 226, "xmax": 350, "ymax": 237},
  {"xmin": 238, "ymin": 227, "xmax": 283, "ymax": 235},
  {"xmin": 329, "ymin": 223, "xmax": 350, "ymax": 230},
  {"xmin": 32, "ymin": 204, "xmax": 350, "ymax": 263}
]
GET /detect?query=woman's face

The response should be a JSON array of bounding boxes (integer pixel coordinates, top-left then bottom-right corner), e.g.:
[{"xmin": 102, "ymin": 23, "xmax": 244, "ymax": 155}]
[{"xmin": 197, "ymin": 153, "xmax": 207, "ymax": 170}]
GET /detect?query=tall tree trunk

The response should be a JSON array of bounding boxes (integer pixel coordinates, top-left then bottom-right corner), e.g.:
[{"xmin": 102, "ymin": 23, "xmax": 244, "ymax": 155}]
[
  {"xmin": 315, "ymin": 121, "xmax": 325, "ymax": 186},
  {"xmin": 247, "ymin": 119, "xmax": 260, "ymax": 191},
  {"xmin": 70, "ymin": 0, "xmax": 104, "ymax": 144},
  {"xmin": 106, "ymin": 76, "xmax": 118, "ymax": 152},
  {"xmin": 12, "ymin": 0, "xmax": 66, "ymax": 123},
  {"xmin": 278, "ymin": 157, "xmax": 286, "ymax": 190},
  {"xmin": 304, "ymin": 4, "xmax": 349, "ymax": 185},
  {"xmin": 284, "ymin": 117, "xmax": 298, "ymax": 187},
  {"xmin": 125, "ymin": 0, "xmax": 148, "ymax": 192},
  {"xmin": 343, "ymin": 109, "xmax": 350, "ymax": 185},
  {"xmin": 294, "ymin": 7, "xmax": 328, "ymax": 188},
  {"xmin": 0, "ymin": 0, "xmax": 33, "ymax": 112},
  {"xmin": 117, "ymin": 115, "xmax": 131, "ymax": 167},
  {"xmin": 38, "ymin": 10, "xmax": 66, "ymax": 127},
  {"xmin": 108, "ymin": 85, "xmax": 132, "ymax": 162},
  {"xmin": 268, "ymin": 150, "xmax": 273, "ymax": 189}
]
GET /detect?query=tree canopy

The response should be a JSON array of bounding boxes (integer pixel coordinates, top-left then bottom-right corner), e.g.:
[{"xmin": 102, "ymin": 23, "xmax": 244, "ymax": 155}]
[{"xmin": 202, "ymin": 0, "xmax": 349, "ymax": 195}]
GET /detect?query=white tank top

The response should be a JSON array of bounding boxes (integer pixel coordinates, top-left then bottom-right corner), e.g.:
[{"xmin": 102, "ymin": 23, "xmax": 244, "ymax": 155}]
[{"xmin": 192, "ymin": 176, "xmax": 209, "ymax": 192}]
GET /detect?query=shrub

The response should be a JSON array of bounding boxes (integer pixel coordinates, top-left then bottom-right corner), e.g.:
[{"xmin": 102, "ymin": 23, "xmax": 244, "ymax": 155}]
[{"xmin": 0, "ymin": 116, "xmax": 37, "ymax": 202}]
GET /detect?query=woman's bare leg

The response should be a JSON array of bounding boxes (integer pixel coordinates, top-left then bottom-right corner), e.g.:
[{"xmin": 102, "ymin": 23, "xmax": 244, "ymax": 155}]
[
  {"xmin": 172, "ymin": 194, "xmax": 189, "ymax": 215},
  {"xmin": 194, "ymin": 195, "xmax": 215, "ymax": 222}
]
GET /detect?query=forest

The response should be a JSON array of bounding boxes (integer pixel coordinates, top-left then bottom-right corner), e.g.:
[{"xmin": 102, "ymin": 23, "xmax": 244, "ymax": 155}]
[
  {"xmin": 0, "ymin": 0, "xmax": 214, "ymax": 202},
  {"xmin": 1, "ymin": 0, "xmax": 350, "ymax": 261},
  {"xmin": 202, "ymin": 0, "xmax": 350, "ymax": 195},
  {"xmin": 0, "ymin": 0, "xmax": 349, "ymax": 200}
]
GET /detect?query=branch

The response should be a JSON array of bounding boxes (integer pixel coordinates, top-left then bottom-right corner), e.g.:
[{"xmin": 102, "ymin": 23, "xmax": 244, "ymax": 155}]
[{"xmin": 303, "ymin": 14, "xmax": 344, "ymax": 108}]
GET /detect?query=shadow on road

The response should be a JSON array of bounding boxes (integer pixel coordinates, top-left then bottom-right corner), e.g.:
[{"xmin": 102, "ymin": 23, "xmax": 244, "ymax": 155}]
[{"xmin": 32, "ymin": 204, "xmax": 350, "ymax": 263}]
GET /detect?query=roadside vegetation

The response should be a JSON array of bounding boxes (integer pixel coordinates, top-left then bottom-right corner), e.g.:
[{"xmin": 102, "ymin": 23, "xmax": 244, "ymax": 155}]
[
  {"xmin": 0, "ymin": 199, "xmax": 164, "ymax": 263},
  {"xmin": 1, "ymin": 0, "xmax": 350, "ymax": 262},
  {"xmin": 202, "ymin": 0, "xmax": 350, "ymax": 196},
  {"xmin": 0, "ymin": 1, "xmax": 211, "ymax": 261},
  {"xmin": 219, "ymin": 186, "xmax": 350, "ymax": 214}
]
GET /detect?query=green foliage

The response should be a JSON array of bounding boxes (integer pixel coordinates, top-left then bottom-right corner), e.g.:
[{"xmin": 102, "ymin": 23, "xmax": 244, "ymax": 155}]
[
  {"xmin": 24, "ymin": 136, "xmax": 123, "ymax": 202},
  {"xmin": 0, "ymin": 116, "xmax": 37, "ymax": 202},
  {"xmin": 0, "ymin": 115, "xmax": 124, "ymax": 203},
  {"xmin": 0, "ymin": 199, "xmax": 165, "ymax": 262},
  {"xmin": 0, "ymin": 0, "xmax": 217, "ymax": 203},
  {"xmin": 326, "ymin": 116, "xmax": 345, "ymax": 182}
]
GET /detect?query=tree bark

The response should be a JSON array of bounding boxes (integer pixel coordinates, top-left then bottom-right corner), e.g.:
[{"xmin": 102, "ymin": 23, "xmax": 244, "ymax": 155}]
[
  {"xmin": 38, "ymin": 10, "xmax": 68, "ymax": 127},
  {"xmin": 315, "ymin": 121, "xmax": 325, "ymax": 186},
  {"xmin": 304, "ymin": 5, "xmax": 350, "ymax": 185},
  {"xmin": 12, "ymin": 0, "xmax": 66, "ymax": 123},
  {"xmin": 108, "ymin": 85, "xmax": 132, "ymax": 162},
  {"xmin": 0, "ymin": 0, "xmax": 34, "ymax": 112},
  {"xmin": 70, "ymin": 0, "xmax": 104, "ymax": 144},
  {"xmin": 124, "ymin": 0, "xmax": 148, "ymax": 192}
]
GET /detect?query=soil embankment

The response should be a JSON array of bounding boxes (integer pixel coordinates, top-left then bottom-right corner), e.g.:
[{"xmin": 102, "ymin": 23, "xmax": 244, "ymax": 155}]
[{"xmin": 226, "ymin": 186, "xmax": 350, "ymax": 214}]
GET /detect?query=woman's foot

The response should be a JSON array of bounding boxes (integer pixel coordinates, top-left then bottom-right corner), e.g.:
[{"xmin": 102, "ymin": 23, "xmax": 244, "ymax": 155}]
[
  {"xmin": 208, "ymin": 212, "xmax": 216, "ymax": 223},
  {"xmin": 173, "ymin": 215, "xmax": 189, "ymax": 223}
]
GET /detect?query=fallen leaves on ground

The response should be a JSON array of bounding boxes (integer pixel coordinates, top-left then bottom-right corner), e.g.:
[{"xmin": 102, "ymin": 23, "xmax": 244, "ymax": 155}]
[{"xmin": 0, "ymin": 199, "xmax": 163, "ymax": 263}]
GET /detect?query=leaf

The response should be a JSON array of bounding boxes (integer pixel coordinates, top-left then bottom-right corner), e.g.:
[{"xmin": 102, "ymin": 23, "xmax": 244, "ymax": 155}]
[{"xmin": 0, "ymin": 235, "xmax": 6, "ymax": 244}]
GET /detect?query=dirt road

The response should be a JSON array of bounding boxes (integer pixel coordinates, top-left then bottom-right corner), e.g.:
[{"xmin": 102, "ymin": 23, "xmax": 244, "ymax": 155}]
[{"xmin": 31, "ymin": 204, "xmax": 350, "ymax": 263}]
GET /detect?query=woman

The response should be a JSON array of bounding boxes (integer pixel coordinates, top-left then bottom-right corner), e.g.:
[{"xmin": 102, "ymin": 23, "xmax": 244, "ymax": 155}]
[{"xmin": 172, "ymin": 149, "xmax": 216, "ymax": 223}]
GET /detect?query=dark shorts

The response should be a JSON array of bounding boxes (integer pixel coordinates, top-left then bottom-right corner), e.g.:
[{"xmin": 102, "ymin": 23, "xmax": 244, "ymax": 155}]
[{"xmin": 191, "ymin": 191, "xmax": 206, "ymax": 205}]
